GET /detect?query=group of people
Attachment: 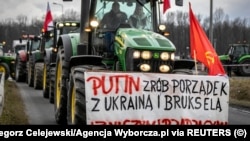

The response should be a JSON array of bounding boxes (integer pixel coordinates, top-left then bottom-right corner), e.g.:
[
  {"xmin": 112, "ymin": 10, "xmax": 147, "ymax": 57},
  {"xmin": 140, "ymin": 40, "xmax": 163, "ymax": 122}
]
[{"xmin": 100, "ymin": 2, "xmax": 148, "ymax": 30}]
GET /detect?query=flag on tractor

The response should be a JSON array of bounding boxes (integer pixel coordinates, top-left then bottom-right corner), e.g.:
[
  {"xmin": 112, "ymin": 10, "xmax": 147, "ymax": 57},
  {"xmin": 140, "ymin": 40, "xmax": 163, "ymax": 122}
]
[
  {"xmin": 189, "ymin": 3, "xmax": 226, "ymax": 76},
  {"xmin": 163, "ymin": 0, "xmax": 171, "ymax": 14},
  {"xmin": 43, "ymin": 2, "xmax": 53, "ymax": 32}
]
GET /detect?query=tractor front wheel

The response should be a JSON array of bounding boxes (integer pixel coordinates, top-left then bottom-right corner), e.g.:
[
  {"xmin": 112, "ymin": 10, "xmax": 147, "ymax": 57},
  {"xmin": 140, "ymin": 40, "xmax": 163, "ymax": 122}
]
[
  {"xmin": 67, "ymin": 65, "xmax": 107, "ymax": 125},
  {"xmin": 0, "ymin": 62, "xmax": 10, "ymax": 80}
]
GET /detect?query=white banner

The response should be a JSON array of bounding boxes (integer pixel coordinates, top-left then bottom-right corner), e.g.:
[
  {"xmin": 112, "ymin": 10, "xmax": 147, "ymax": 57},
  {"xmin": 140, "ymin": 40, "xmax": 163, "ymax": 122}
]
[{"xmin": 85, "ymin": 72, "xmax": 229, "ymax": 125}]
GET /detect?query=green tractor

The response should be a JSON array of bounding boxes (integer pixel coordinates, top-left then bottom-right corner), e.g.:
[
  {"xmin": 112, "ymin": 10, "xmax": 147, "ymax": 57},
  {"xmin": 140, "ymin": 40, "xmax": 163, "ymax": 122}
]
[
  {"xmin": 26, "ymin": 35, "xmax": 45, "ymax": 89},
  {"xmin": 53, "ymin": 0, "xmax": 192, "ymax": 124},
  {"xmin": 41, "ymin": 21, "xmax": 80, "ymax": 103},
  {"xmin": 219, "ymin": 43, "xmax": 250, "ymax": 76},
  {"xmin": 0, "ymin": 43, "xmax": 15, "ymax": 80}
]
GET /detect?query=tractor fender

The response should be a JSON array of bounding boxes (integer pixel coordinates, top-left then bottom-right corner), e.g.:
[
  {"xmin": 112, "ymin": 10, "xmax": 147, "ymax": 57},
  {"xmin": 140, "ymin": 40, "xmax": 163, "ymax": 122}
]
[
  {"xmin": 17, "ymin": 50, "xmax": 27, "ymax": 62},
  {"xmin": 69, "ymin": 55, "xmax": 105, "ymax": 73},
  {"xmin": 57, "ymin": 35, "xmax": 73, "ymax": 63},
  {"xmin": 238, "ymin": 55, "xmax": 250, "ymax": 63}
]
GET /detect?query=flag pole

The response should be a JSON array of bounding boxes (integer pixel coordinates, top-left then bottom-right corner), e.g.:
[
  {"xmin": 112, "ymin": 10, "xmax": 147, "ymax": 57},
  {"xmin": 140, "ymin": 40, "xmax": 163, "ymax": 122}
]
[{"xmin": 193, "ymin": 50, "xmax": 198, "ymax": 75}]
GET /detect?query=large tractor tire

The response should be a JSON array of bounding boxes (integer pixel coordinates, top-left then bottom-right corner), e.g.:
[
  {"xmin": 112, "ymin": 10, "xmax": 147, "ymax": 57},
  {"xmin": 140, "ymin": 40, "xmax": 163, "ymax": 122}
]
[
  {"xmin": 0, "ymin": 62, "xmax": 10, "ymax": 80},
  {"xmin": 49, "ymin": 66, "xmax": 56, "ymax": 104},
  {"xmin": 15, "ymin": 55, "xmax": 27, "ymax": 82},
  {"xmin": 67, "ymin": 65, "xmax": 107, "ymax": 125},
  {"xmin": 54, "ymin": 47, "xmax": 69, "ymax": 125},
  {"xmin": 27, "ymin": 58, "xmax": 34, "ymax": 87},
  {"xmin": 43, "ymin": 62, "xmax": 50, "ymax": 98},
  {"xmin": 34, "ymin": 63, "xmax": 44, "ymax": 90},
  {"xmin": 238, "ymin": 59, "xmax": 250, "ymax": 76}
]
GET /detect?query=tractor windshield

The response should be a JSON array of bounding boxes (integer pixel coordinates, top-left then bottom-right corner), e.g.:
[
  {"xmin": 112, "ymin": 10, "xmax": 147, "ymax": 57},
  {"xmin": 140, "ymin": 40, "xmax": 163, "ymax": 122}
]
[
  {"xmin": 45, "ymin": 38, "xmax": 53, "ymax": 48},
  {"xmin": 15, "ymin": 45, "xmax": 26, "ymax": 53},
  {"xmin": 95, "ymin": 0, "xmax": 152, "ymax": 30},
  {"xmin": 31, "ymin": 40, "xmax": 41, "ymax": 51}
]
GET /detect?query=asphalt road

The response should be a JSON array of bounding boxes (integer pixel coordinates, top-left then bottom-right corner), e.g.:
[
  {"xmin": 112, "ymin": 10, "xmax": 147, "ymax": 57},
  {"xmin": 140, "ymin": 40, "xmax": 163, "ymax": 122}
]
[
  {"xmin": 16, "ymin": 81, "xmax": 56, "ymax": 125},
  {"xmin": 228, "ymin": 106, "xmax": 250, "ymax": 125}
]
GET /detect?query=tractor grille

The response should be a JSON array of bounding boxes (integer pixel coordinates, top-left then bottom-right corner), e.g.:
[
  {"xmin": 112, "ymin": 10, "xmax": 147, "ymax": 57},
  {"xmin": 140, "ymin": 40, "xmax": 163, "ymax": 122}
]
[{"xmin": 125, "ymin": 48, "xmax": 174, "ymax": 73}]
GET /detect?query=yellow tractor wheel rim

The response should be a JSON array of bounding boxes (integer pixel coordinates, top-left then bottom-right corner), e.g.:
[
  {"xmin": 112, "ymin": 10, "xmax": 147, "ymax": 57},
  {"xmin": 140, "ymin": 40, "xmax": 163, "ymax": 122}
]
[
  {"xmin": 71, "ymin": 85, "xmax": 76, "ymax": 123},
  {"xmin": 0, "ymin": 66, "xmax": 6, "ymax": 73},
  {"xmin": 56, "ymin": 60, "xmax": 62, "ymax": 108},
  {"xmin": 43, "ymin": 64, "xmax": 46, "ymax": 91}
]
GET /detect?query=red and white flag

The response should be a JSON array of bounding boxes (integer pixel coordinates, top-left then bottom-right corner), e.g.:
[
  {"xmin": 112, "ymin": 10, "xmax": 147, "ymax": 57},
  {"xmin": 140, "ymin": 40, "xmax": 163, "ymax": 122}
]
[
  {"xmin": 43, "ymin": 2, "xmax": 53, "ymax": 32},
  {"xmin": 189, "ymin": 3, "xmax": 226, "ymax": 76},
  {"xmin": 163, "ymin": 0, "xmax": 171, "ymax": 14}
]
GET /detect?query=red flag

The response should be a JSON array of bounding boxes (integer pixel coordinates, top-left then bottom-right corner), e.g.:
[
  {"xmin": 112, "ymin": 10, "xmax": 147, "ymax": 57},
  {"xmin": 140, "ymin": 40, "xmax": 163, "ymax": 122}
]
[
  {"xmin": 163, "ymin": 0, "xmax": 171, "ymax": 14},
  {"xmin": 189, "ymin": 3, "xmax": 226, "ymax": 76},
  {"xmin": 43, "ymin": 2, "xmax": 53, "ymax": 32}
]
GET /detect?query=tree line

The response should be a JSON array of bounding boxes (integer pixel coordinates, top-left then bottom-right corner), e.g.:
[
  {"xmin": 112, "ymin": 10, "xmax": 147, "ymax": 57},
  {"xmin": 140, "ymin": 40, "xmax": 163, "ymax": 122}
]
[
  {"xmin": 0, "ymin": 9, "xmax": 80, "ymax": 53},
  {"xmin": 0, "ymin": 8, "xmax": 249, "ymax": 57},
  {"xmin": 165, "ymin": 8, "xmax": 250, "ymax": 57}
]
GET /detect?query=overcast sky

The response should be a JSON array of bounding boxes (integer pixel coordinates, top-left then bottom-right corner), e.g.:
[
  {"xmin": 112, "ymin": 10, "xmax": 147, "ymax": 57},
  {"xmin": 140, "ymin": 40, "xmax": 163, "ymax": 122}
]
[{"xmin": 0, "ymin": 0, "xmax": 249, "ymax": 23}]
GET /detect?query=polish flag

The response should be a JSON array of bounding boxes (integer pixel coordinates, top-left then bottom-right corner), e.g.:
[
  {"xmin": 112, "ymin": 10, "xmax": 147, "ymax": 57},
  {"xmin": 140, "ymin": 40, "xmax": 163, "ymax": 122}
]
[
  {"xmin": 43, "ymin": 2, "xmax": 53, "ymax": 32},
  {"xmin": 163, "ymin": 0, "xmax": 171, "ymax": 14}
]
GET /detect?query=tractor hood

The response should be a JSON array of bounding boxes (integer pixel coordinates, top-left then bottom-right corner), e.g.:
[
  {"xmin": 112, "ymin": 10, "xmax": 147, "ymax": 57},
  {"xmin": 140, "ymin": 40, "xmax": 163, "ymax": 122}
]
[{"xmin": 115, "ymin": 28, "xmax": 176, "ymax": 51}]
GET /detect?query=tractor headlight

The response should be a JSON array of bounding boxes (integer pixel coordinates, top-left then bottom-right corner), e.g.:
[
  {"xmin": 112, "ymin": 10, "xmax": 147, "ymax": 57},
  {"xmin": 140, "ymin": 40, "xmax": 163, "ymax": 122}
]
[
  {"xmin": 170, "ymin": 53, "xmax": 175, "ymax": 60},
  {"xmin": 160, "ymin": 52, "xmax": 170, "ymax": 60},
  {"xmin": 140, "ymin": 64, "xmax": 151, "ymax": 72},
  {"xmin": 52, "ymin": 47, "xmax": 57, "ymax": 53},
  {"xmin": 158, "ymin": 24, "xmax": 166, "ymax": 31},
  {"xmin": 70, "ymin": 23, "xmax": 78, "ymax": 26},
  {"xmin": 133, "ymin": 50, "xmax": 140, "ymax": 59},
  {"xmin": 159, "ymin": 65, "xmax": 170, "ymax": 73},
  {"xmin": 57, "ymin": 23, "xmax": 64, "ymax": 28},
  {"xmin": 141, "ymin": 51, "xmax": 152, "ymax": 60},
  {"xmin": 90, "ymin": 20, "xmax": 99, "ymax": 28}
]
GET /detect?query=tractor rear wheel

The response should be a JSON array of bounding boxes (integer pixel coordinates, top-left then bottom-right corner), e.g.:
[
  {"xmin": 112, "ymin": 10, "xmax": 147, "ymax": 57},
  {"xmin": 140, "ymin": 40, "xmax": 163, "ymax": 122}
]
[
  {"xmin": 49, "ymin": 67, "xmax": 55, "ymax": 104},
  {"xmin": 43, "ymin": 63, "xmax": 50, "ymax": 98},
  {"xmin": 239, "ymin": 59, "xmax": 250, "ymax": 76},
  {"xmin": 27, "ymin": 59, "xmax": 34, "ymax": 87},
  {"xmin": 34, "ymin": 63, "xmax": 43, "ymax": 89},
  {"xmin": 54, "ymin": 47, "xmax": 69, "ymax": 125}
]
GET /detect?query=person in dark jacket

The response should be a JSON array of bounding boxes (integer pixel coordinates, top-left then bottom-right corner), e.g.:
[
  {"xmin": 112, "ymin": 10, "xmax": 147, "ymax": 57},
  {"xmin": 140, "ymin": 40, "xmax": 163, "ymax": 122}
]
[
  {"xmin": 100, "ymin": 2, "xmax": 127, "ymax": 30},
  {"xmin": 99, "ymin": 2, "xmax": 127, "ymax": 56}
]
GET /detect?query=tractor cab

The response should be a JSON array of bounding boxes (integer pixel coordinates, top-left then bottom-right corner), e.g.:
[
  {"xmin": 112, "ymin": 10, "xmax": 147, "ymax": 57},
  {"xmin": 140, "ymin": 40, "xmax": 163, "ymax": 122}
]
[
  {"xmin": 77, "ymin": 0, "xmax": 184, "ymax": 73},
  {"xmin": 219, "ymin": 43, "xmax": 250, "ymax": 76},
  {"xmin": 26, "ymin": 35, "xmax": 41, "ymax": 55}
]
